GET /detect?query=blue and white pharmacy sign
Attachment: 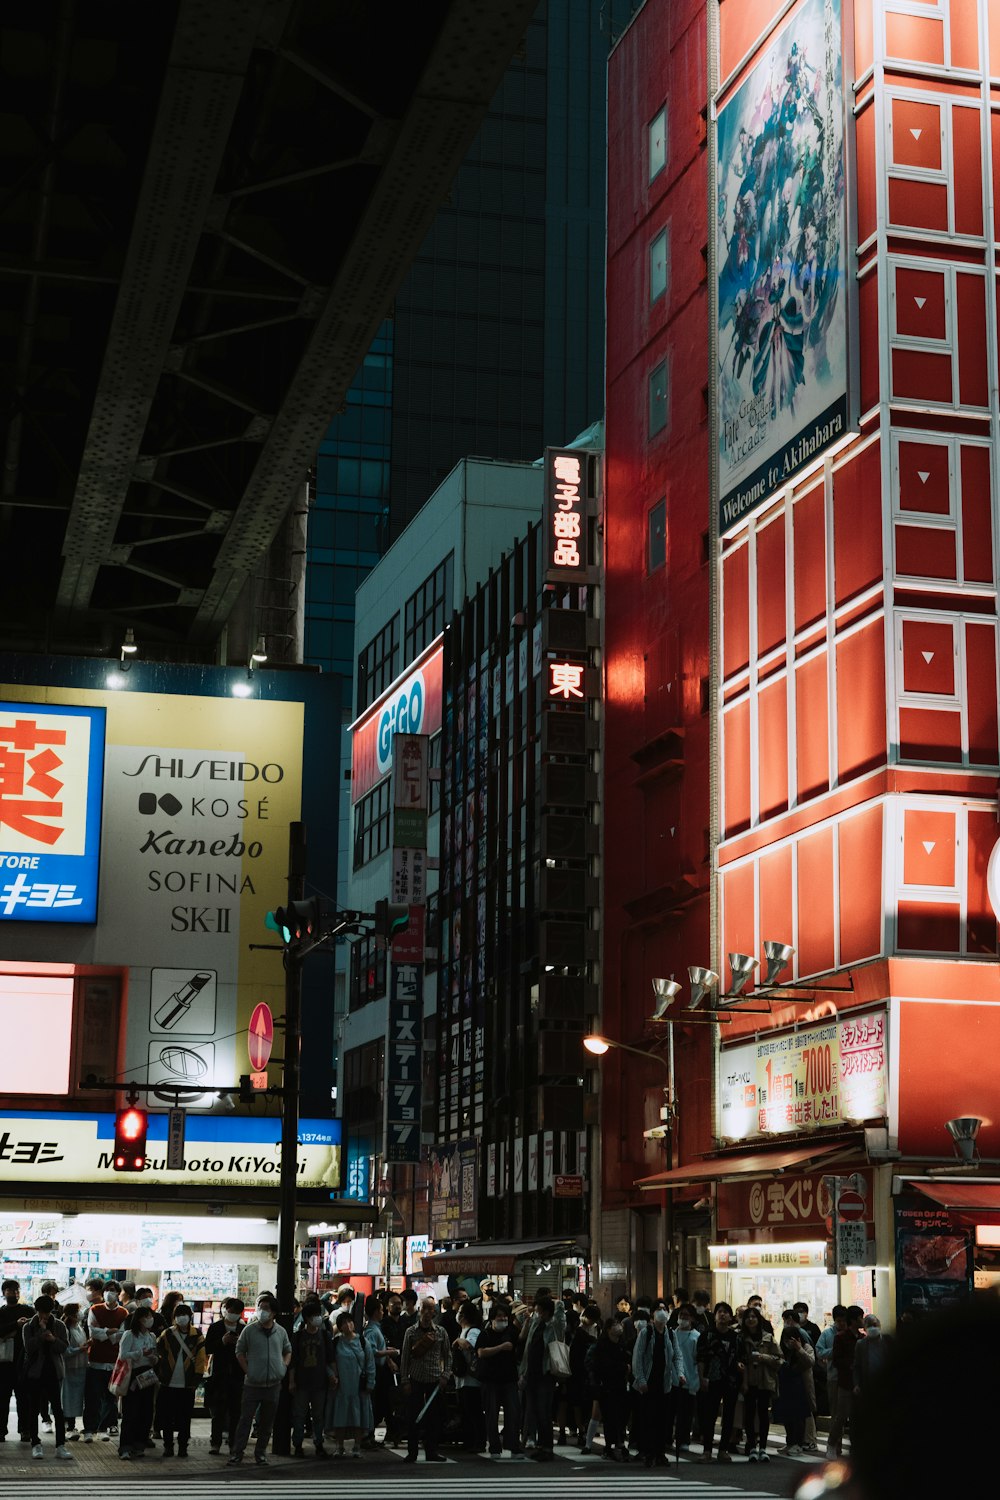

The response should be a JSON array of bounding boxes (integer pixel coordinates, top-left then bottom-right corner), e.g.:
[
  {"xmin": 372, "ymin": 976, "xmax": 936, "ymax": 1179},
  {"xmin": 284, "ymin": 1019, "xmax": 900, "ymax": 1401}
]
[{"xmin": 0, "ymin": 701, "xmax": 105, "ymax": 923}]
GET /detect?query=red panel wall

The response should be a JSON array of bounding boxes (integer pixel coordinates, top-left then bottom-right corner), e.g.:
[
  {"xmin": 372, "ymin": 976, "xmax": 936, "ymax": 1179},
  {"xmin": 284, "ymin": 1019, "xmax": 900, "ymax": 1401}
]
[
  {"xmin": 897, "ymin": 1001, "xmax": 1000, "ymax": 1157},
  {"xmin": 838, "ymin": 806, "xmax": 884, "ymax": 963}
]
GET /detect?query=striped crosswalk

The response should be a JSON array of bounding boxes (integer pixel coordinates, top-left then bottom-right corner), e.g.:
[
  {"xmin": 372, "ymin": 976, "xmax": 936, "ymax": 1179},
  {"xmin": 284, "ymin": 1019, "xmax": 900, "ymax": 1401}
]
[{"xmin": 0, "ymin": 1485, "xmax": 783, "ymax": 1499}]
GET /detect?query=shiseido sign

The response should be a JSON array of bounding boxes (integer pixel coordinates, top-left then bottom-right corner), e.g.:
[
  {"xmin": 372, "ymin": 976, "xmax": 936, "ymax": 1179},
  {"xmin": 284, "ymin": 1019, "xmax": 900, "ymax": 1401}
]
[{"xmin": 543, "ymin": 449, "xmax": 591, "ymax": 584}]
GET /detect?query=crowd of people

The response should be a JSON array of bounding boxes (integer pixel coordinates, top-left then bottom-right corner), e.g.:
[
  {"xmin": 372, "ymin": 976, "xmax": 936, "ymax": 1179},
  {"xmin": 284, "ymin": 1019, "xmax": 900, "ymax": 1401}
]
[{"xmin": 0, "ymin": 1271, "xmax": 892, "ymax": 1466}]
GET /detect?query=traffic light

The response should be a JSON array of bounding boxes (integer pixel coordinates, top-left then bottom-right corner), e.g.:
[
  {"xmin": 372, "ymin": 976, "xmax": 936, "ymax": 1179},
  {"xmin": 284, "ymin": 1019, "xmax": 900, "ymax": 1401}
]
[
  {"xmin": 374, "ymin": 900, "xmax": 410, "ymax": 945},
  {"xmin": 266, "ymin": 898, "xmax": 322, "ymax": 947},
  {"xmin": 113, "ymin": 1105, "xmax": 148, "ymax": 1172}
]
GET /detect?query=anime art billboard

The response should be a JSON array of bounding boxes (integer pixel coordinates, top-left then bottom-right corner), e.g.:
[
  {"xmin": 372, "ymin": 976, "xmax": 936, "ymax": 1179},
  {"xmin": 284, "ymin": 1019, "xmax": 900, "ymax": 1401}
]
[{"xmin": 716, "ymin": 0, "xmax": 851, "ymax": 532}]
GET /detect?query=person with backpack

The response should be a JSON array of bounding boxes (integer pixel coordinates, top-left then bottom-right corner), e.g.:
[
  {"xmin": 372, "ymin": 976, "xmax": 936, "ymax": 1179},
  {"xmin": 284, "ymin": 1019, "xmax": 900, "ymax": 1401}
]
[{"xmin": 452, "ymin": 1299, "xmax": 486, "ymax": 1452}]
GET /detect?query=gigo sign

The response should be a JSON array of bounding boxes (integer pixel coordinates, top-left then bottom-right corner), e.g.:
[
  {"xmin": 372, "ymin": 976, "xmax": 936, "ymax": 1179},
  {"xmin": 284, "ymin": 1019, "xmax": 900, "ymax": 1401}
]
[
  {"xmin": 377, "ymin": 675, "xmax": 425, "ymax": 774},
  {"xmin": 351, "ymin": 642, "xmax": 443, "ymax": 803}
]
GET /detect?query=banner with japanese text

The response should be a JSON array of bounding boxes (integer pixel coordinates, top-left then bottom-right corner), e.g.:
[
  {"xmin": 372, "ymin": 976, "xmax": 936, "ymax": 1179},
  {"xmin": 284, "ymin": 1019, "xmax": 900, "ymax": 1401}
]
[{"xmin": 717, "ymin": 1008, "xmax": 886, "ymax": 1141}]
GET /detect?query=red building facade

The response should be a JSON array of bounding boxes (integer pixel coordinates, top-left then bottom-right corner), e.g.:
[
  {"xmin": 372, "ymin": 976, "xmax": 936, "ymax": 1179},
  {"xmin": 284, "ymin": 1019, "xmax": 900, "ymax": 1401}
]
[{"xmin": 603, "ymin": 0, "xmax": 1000, "ymax": 1316}]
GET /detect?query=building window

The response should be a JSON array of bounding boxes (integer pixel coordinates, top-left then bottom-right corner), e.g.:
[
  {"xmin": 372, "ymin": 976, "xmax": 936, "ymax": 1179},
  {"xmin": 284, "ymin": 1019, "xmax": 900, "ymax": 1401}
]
[
  {"xmin": 357, "ymin": 615, "xmax": 398, "ymax": 714},
  {"xmin": 648, "ymin": 106, "xmax": 666, "ymax": 182},
  {"xmin": 650, "ymin": 228, "xmax": 668, "ymax": 303},
  {"xmin": 428, "ymin": 730, "xmax": 442, "ymax": 815},
  {"xmin": 648, "ymin": 500, "xmax": 666, "ymax": 573},
  {"xmin": 648, "ymin": 360, "xmax": 668, "ymax": 437},
  {"xmin": 353, "ymin": 778, "xmax": 391, "ymax": 869},
  {"xmin": 404, "ymin": 553, "xmax": 454, "ymax": 665}
]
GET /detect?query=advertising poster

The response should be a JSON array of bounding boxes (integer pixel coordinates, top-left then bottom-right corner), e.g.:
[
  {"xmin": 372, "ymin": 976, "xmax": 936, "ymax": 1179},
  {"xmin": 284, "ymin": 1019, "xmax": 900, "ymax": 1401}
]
[
  {"xmin": 0, "ymin": 701, "xmax": 105, "ymax": 924},
  {"xmin": 428, "ymin": 1139, "xmax": 478, "ymax": 1241},
  {"xmin": 894, "ymin": 1196, "xmax": 973, "ymax": 1317},
  {"xmin": 718, "ymin": 1009, "xmax": 886, "ymax": 1140},
  {"xmin": 716, "ymin": 0, "xmax": 850, "ymax": 531}
]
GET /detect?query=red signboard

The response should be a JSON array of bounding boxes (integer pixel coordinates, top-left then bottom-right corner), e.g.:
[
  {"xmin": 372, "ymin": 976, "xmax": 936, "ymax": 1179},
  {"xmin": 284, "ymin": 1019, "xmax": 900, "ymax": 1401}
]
[
  {"xmin": 350, "ymin": 641, "xmax": 443, "ymax": 804},
  {"xmin": 390, "ymin": 906, "xmax": 426, "ymax": 964},
  {"xmin": 553, "ymin": 1173, "xmax": 584, "ymax": 1199},
  {"xmin": 716, "ymin": 1167, "xmax": 873, "ymax": 1237},
  {"xmin": 248, "ymin": 1002, "xmax": 274, "ymax": 1072}
]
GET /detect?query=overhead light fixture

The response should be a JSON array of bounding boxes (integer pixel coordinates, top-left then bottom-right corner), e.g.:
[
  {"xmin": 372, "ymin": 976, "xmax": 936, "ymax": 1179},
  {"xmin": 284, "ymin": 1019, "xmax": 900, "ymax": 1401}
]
[
  {"xmin": 727, "ymin": 952, "xmax": 759, "ymax": 998},
  {"xmin": 650, "ymin": 977, "xmax": 681, "ymax": 1020},
  {"xmin": 687, "ymin": 966, "xmax": 719, "ymax": 1010},
  {"xmin": 248, "ymin": 635, "xmax": 267, "ymax": 673},
  {"xmin": 762, "ymin": 940, "xmax": 794, "ymax": 985},
  {"xmin": 120, "ymin": 627, "xmax": 138, "ymax": 667},
  {"xmin": 945, "ymin": 1117, "xmax": 982, "ymax": 1163}
]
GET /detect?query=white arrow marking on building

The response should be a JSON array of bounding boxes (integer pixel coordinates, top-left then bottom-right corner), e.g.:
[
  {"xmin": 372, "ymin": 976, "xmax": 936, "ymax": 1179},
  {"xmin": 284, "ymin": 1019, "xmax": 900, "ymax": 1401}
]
[
  {"xmin": 914, "ymin": 297, "xmax": 926, "ymax": 309},
  {"xmin": 922, "ymin": 651, "xmax": 934, "ymax": 663},
  {"xmin": 910, "ymin": 127, "xmax": 923, "ymax": 140},
  {"xmin": 917, "ymin": 471, "xmax": 930, "ymax": 484},
  {"xmin": 923, "ymin": 841, "xmax": 936, "ymax": 855}
]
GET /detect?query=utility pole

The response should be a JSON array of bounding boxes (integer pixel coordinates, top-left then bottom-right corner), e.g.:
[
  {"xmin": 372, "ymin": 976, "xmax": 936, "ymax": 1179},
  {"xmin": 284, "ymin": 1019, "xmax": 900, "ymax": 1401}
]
[{"xmin": 276, "ymin": 820, "xmax": 306, "ymax": 1314}]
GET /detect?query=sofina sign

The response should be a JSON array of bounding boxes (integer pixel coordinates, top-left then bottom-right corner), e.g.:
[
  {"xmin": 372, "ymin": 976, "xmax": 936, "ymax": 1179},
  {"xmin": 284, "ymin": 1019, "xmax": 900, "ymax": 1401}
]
[{"xmin": 0, "ymin": 701, "xmax": 105, "ymax": 923}]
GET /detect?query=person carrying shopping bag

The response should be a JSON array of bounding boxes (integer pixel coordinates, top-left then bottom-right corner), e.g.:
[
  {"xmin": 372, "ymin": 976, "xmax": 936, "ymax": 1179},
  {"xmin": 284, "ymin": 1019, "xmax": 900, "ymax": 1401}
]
[{"xmin": 116, "ymin": 1307, "xmax": 159, "ymax": 1461}]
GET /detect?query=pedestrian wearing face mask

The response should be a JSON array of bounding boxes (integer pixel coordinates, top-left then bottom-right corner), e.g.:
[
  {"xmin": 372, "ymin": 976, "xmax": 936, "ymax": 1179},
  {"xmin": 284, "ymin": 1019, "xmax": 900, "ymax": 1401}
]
[
  {"xmin": 566, "ymin": 1306, "xmax": 600, "ymax": 1450},
  {"xmin": 590, "ymin": 1317, "xmax": 631, "ymax": 1461},
  {"xmin": 204, "ymin": 1298, "xmax": 246, "ymax": 1454},
  {"xmin": 22, "ymin": 1295, "xmax": 72, "ymax": 1461},
  {"xmin": 473, "ymin": 1301, "xmax": 523, "ymax": 1458},
  {"xmin": 60, "ymin": 1302, "xmax": 88, "ymax": 1441},
  {"xmin": 0, "ymin": 1277, "xmax": 34, "ymax": 1444},
  {"xmin": 228, "ymin": 1295, "xmax": 292, "ymax": 1466},
  {"xmin": 83, "ymin": 1280, "xmax": 127, "ymax": 1442},
  {"xmin": 117, "ymin": 1306, "xmax": 159, "ymax": 1461},
  {"xmin": 133, "ymin": 1288, "xmax": 165, "ymax": 1337},
  {"xmin": 696, "ymin": 1302, "xmax": 744, "ymax": 1463},
  {"xmin": 289, "ymin": 1300, "xmax": 335, "ymax": 1458},
  {"xmin": 154, "ymin": 1304, "xmax": 206, "ymax": 1458},
  {"xmin": 631, "ymin": 1303, "xmax": 682, "ymax": 1467},
  {"xmin": 853, "ymin": 1314, "xmax": 893, "ymax": 1402},
  {"xmin": 670, "ymin": 1303, "xmax": 702, "ymax": 1457}
]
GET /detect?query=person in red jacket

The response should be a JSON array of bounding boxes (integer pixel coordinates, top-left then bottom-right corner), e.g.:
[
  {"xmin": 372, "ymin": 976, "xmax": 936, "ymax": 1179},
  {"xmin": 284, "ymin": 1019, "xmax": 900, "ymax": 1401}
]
[{"xmin": 83, "ymin": 1281, "xmax": 128, "ymax": 1442}]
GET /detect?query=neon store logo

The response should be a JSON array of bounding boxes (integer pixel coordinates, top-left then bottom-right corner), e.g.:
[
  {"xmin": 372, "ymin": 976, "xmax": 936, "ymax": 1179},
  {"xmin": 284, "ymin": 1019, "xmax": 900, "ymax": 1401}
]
[{"xmin": 376, "ymin": 672, "xmax": 426, "ymax": 774}]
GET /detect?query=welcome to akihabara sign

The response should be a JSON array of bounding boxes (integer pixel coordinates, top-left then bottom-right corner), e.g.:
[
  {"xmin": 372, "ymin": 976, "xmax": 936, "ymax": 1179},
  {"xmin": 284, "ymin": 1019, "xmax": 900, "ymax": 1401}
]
[
  {"xmin": 0, "ymin": 701, "xmax": 106, "ymax": 923},
  {"xmin": 715, "ymin": 0, "xmax": 852, "ymax": 533}
]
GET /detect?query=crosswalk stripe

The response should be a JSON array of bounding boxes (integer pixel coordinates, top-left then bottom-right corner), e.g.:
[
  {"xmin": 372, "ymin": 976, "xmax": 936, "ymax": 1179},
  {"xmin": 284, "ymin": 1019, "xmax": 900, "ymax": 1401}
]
[{"xmin": 0, "ymin": 1485, "xmax": 778, "ymax": 1498}]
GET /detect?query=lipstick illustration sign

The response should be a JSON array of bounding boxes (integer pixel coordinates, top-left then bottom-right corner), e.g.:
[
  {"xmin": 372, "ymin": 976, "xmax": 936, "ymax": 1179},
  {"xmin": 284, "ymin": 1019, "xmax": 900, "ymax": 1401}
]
[
  {"xmin": 248, "ymin": 1002, "xmax": 274, "ymax": 1072},
  {"xmin": 154, "ymin": 971, "xmax": 213, "ymax": 1029}
]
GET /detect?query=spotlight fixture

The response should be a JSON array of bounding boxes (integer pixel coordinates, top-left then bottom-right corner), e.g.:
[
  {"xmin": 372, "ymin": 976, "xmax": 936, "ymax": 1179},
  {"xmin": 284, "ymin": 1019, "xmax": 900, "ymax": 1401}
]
[
  {"xmin": 945, "ymin": 1117, "xmax": 982, "ymax": 1164},
  {"xmin": 687, "ymin": 966, "xmax": 719, "ymax": 1010},
  {"xmin": 727, "ymin": 952, "xmax": 759, "ymax": 998},
  {"xmin": 763, "ymin": 940, "xmax": 794, "ymax": 985},
  {"xmin": 583, "ymin": 1035, "xmax": 611, "ymax": 1056},
  {"xmin": 120, "ymin": 627, "xmax": 138, "ymax": 668},
  {"xmin": 248, "ymin": 634, "xmax": 268, "ymax": 673},
  {"xmin": 650, "ymin": 977, "xmax": 681, "ymax": 1020}
]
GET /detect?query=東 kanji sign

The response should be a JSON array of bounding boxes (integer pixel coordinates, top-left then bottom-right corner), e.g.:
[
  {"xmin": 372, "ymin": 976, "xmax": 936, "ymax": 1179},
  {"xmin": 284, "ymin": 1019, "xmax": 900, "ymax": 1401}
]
[{"xmin": 0, "ymin": 702, "xmax": 105, "ymax": 924}]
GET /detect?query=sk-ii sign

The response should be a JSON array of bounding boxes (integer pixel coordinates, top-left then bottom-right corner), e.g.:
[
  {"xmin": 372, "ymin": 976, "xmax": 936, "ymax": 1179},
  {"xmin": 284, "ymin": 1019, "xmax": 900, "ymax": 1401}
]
[
  {"xmin": 0, "ymin": 702, "xmax": 106, "ymax": 924},
  {"xmin": 351, "ymin": 641, "xmax": 443, "ymax": 804},
  {"xmin": 384, "ymin": 961, "xmax": 423, "ymax": 1164}
]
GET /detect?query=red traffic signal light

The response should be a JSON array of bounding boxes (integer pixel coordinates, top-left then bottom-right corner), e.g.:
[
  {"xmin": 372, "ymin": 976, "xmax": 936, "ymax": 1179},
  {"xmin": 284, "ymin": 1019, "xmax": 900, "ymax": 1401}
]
[{"xmin": 113, "ymin": 1105, "xmax": 148, "ymax": 1172}]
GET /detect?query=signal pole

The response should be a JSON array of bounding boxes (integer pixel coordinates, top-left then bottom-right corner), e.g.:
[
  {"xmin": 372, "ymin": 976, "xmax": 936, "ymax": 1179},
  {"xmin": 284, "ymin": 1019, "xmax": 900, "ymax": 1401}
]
[{"xmin": 276, "ymin": 821, "xmax": 306, "ymax": 1315}]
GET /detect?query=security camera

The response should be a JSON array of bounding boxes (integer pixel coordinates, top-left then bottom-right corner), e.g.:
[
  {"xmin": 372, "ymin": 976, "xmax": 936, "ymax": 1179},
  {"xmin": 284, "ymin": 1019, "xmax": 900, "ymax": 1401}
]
[{"xmin": 643, "ymin": 1126, "xmax": 669, "ymax": 1141}]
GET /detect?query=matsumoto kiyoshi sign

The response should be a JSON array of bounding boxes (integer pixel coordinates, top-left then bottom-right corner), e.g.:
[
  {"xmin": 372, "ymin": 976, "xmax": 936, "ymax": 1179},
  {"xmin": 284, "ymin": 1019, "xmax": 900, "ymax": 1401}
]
[
  {"xmin": 0, "ymin": 701, "xmax": 106, "ymax": 923},
  {"xmin": 0, "ymin": 1110, "xmax": 341, "ymax": 1191},
  {"xmin": 715, "ymin": 0, "xmax": 851, "ymax": 532}
]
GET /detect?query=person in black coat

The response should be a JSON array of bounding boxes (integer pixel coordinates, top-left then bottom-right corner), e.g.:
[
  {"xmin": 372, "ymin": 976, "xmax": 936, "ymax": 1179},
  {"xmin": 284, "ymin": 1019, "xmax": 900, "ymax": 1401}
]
[
  {"xmin": 592, "ymin": 1319, "xmax": 631, "ymax": 1462},
  {"xmin": 204, "ymin": 1298, "xmax": 246, "ymax": 1454},
  {"xmin": 0, "ymin": 1278, "xmax": 33, "ymax": 1442}
]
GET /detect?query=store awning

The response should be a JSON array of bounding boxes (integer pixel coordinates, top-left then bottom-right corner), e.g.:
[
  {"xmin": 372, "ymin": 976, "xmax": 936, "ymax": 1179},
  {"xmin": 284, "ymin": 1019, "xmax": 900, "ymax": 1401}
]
[
  {"xmin": 419, "ymin": 1238, "xmax": 587, "ymax": 1277},
  {"xmin": 912, "ymin": 1181, "xmax": 1000, "ymax": 1224},
  {"xmin": 636, "ymin": 1140, "xmax": 852, "ymax": 1191}
]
